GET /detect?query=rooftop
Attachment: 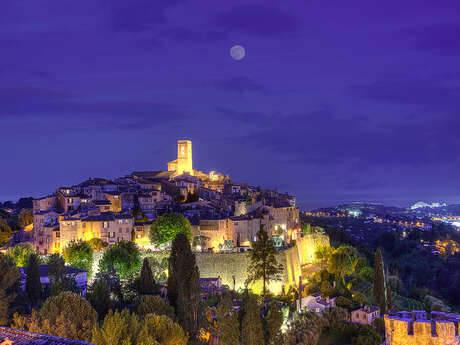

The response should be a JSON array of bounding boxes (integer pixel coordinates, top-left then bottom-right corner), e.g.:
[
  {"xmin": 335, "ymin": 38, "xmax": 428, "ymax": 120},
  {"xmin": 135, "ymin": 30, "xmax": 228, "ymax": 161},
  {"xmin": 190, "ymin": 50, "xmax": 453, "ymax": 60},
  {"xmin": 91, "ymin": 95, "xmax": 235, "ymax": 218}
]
[
  {"xmin": 0, "ymin": 326, "xmax": 92, "ymax": 344},
  {"xmin": 19, "ymin": 265, "xmax": 87, "ymax": 278}
]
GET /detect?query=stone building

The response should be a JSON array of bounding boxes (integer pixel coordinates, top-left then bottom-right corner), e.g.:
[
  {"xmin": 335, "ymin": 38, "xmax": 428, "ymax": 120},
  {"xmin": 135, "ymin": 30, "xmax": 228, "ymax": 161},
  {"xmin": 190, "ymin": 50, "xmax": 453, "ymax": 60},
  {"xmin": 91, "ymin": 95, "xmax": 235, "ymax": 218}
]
[
  {"xmin": 384, "ymin": 311, "xmax": 460, "ymax": 345},
  {"xmin": 59, "ymin": 213, "xmax": 133, "ymax": 250},
  {"xmin": 351, "ymin": 305, "xmax": 380, "ymax": 325},
  {"xmin": 168, "ymin": 139, "xmax": 193, "ymax": 176}
]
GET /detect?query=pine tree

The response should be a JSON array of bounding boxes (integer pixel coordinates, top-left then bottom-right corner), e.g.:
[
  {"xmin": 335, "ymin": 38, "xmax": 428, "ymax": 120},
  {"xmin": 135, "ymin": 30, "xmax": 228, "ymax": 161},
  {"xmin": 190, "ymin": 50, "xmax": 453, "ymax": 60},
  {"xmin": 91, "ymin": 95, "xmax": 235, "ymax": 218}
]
[
  {"xmin": 137, "ymin": 258, "xmax": 156, "ymax": 295},
  {"xmin": 25, "ymin": 254, "xmax": 42, "ymax": 308},
  {"xmin": 241, "ymin": 296, "xmax": 264, "ymax": 345},
  {"xmin": 373, "ymin": 248, "xmax": 387, "ymax": 314},
  {"xmin": 245, "ymin": 225, "xmax": 283, "ymax": 301},
  {"xmin": 168, "ymin": 233, "xmax": 201, "ymax": 340},
  {"xmin": 216, "ymin": 293, "xmax": 240, "ymax": 345}
]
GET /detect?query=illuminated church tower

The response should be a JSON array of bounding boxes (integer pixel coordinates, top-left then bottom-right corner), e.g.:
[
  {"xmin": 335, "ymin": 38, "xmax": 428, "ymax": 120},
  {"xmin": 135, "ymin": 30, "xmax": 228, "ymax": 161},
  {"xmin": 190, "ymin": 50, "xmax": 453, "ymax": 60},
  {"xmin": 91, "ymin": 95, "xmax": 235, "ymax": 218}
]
[{"xmin": 168, "ymin": 140, "xmax": 193, "ymax": 175}]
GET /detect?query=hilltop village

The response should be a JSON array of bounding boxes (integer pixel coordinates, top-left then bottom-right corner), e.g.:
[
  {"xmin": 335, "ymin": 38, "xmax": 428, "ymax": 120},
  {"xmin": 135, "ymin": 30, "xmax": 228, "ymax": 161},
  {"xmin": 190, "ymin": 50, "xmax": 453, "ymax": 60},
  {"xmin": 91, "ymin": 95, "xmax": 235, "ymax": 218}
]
[
  {"xmin": 1, "ymin": 140, "xmax": 458, "ymax": 345},
  {"xmin": 32, "ymin": 139, "xmax": 300, "ymax": 255}
]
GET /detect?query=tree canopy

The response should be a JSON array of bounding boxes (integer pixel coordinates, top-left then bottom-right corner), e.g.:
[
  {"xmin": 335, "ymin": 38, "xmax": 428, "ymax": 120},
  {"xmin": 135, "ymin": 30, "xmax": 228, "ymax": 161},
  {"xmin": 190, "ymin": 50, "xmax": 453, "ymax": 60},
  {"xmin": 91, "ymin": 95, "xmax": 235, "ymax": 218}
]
[
  {"xmin": 216, "ymin": 293, "xmax": 240, "ymax": 345},
  {"xmin": 149, "ymin": 213, "xmax": 192, "ymax": 245},
  {"xmin": 327, "ymin": 245, "xmax": 358, "ymax": 287},
  {"xmin": 18, "ymin": 209, "xmax": 33, "ymax": 228},
  {"xmin": 17, "ymin": 291, "xmax": 99, "ymax": 342},
  {"xmin": 62, "ymin": 240, "xmax": 94, "ymax": 273},
  {"xmin": 6, "ymin": 242, "xmax": 36, "ymax": 267},
  {"xmin": 245, "ymin": 225, "xmax": 283, "ymax": 300},
  {"xmin": 92, "ymin": 309, "xmax": 187, "ymax": 345},
  {"xmin": 241, "ymin": 295, "xmax": 264, "ymax": 345},
  {"xmin": 0, "ymin": 253, "xmax": 20, "ymax": 325},
  {"xmin": 136, "ymin": 295, "xmax": 175, "ymax": 320},
  {"xmin": 99, "ymin": 240, "xmax": 141, "ymax": 279}
]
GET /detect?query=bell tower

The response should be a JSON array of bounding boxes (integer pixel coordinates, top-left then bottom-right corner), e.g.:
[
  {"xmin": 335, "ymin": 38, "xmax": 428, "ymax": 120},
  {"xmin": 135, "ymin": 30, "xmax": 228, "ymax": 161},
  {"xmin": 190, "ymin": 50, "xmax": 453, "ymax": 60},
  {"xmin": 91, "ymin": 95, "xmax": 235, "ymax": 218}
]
[{"xmin": 177, "ymin": 140, "xmax": 193, "ymax": 175}]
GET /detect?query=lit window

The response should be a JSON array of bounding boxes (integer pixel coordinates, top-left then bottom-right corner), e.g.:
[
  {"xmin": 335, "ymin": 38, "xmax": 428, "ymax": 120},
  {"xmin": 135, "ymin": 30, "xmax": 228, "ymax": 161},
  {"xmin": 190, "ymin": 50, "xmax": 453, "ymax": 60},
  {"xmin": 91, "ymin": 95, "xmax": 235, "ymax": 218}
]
[{"xmin": 103, "ymin": 222, "xmax": 109, "ymax": 229}]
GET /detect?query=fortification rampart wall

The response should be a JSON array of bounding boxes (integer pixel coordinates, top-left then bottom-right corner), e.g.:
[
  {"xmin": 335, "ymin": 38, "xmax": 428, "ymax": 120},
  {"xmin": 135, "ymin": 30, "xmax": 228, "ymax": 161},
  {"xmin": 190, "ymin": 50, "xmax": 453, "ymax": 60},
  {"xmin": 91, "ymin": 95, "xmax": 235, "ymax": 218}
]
[{"xmin": 384, "ymin": 312, "xmax": 460, "ymax": 345}]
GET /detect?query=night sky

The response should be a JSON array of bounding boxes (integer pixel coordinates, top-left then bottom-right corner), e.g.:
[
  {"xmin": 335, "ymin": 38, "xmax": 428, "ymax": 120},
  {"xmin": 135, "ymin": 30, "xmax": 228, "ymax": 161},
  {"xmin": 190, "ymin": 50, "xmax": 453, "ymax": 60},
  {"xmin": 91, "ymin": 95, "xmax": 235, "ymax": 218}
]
[{"xmin": 2, "ymin": 1, "xmax": 460, "ymax": 209}]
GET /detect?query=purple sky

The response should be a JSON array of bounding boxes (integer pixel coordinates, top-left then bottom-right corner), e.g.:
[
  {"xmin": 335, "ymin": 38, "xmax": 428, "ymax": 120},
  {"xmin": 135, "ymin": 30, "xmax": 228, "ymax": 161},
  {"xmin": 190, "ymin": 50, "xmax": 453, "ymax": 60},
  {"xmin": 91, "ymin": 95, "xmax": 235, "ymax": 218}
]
[{"xmin": 1, "ymin": 0, "xmax": 460, "ymax": 209}]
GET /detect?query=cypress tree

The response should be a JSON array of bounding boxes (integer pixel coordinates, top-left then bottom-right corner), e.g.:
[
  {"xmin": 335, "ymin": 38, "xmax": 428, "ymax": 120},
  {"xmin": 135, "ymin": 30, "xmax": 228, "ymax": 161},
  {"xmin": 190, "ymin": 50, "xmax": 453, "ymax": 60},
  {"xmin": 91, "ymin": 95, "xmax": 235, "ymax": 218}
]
[
  {"xmin": 86, "ymin": 278, "xmax": 112, "ymax": 319},
  {"xmin": 216, "ymin": 293, "xmax": 240, "ymax": 345},
  {"xmin": 137, "ymin": 258, "xmax": 156, "ymax": 295},
  {"xmin": 25, "ymin": 253, "xmax": 42, "ymax": 308},
  {"xmin": 168, "ymin": 233, "xmax": 201, "ymax": 340},
  {"xmin": 387, "ymin": 283, "xmax": 392, "ymax": 313},
  {"xmin": 241, "ymin": 295, "xmax": 264, "ymax": 345},
  {"xmin": 373, "ymin": 248, "xmax": 387, "ymax": 314}
]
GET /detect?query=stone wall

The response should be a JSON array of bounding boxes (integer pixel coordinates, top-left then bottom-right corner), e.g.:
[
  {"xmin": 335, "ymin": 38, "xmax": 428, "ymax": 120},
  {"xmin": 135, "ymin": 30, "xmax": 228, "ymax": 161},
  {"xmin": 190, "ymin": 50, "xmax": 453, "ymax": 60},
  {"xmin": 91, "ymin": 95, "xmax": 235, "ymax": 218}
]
[
  {"xmin": 385, "ymin": 312, "xmax": 460, "ymax": 345},
  {"xmin": 195, "ymin": 233, "xmax": 329, "ymax": 295},
  {"xmin": 91, "ymin": 234, "xmax": 330, "ymax": 296}
]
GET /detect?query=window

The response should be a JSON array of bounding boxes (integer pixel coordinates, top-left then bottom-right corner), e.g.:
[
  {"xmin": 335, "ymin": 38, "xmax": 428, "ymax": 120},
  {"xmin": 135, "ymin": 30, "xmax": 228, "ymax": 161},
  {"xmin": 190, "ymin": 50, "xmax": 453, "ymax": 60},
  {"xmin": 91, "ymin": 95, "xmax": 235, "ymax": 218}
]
[
  {"xmin": 68, "ymin": 198, "xmax": 73, "ymax": 203},
  {"xmin": 82, "ymin": 222, "xmax": 86, "ymax": 228},
  {"xmin": 56, "ymin": 232, "xmax": 60, "ymax": 238},
  {"xmin": 126, "ymin": 228, "xmax": 130, "ymax": 233},
  {"xmin": 103, "ymin": 221, "xmax": 109, "ymax": 229},
  {"xmin": 109, "ymin": 232, "xmax": 115, "ymax": 238},
  {"xmin": 118, "ymin": 228, "xmax": 122, "ymax": 233}
]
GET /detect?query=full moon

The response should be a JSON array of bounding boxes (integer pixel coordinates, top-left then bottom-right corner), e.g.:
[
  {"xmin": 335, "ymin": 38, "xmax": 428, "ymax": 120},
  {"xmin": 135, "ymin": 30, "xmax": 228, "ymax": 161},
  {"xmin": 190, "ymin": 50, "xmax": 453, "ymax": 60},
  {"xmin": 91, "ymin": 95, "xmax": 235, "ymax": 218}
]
[{"xmin": 230, "ymin": 45, "xmax": 246, "ymax": 60}]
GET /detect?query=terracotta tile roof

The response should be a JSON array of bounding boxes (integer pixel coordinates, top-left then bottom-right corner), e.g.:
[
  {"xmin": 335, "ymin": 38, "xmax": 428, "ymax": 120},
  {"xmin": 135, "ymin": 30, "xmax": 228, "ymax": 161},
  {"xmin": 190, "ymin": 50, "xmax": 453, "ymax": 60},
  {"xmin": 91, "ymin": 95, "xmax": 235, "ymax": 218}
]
[{"xmin": 0, "ymin": 326, "xmax": 92, "ymax": 344}]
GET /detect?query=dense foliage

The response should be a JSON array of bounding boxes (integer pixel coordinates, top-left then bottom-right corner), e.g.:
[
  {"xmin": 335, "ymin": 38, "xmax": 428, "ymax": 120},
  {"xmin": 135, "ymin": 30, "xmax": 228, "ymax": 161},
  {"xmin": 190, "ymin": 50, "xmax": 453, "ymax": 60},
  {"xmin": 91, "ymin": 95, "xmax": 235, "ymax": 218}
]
[
  {"xmin": 18, "ymin": 209, "xmax": 33, "ymax": 228},
  {"xmin": 99, "ymin": 240, "xmax": 141, "ymax": 279},
  {"xmin": 86, "ymin": 278, "xmax": 112, "ymax": 319},
  {"xmin": 241, "ymin": 295, "xmax": 265, "ymax": 345},
  {"xmin": 308, "ymin": 216, "xmax": 460, "ymax": 311},
  {"xmin": 47, "ymin": 253, "xmax": 78, "ymax": 296},
  {"xmin": 149, "ymin": 213, "xmax": 192, "ymax": 245},
  {"xmin": 62, "ymin": 240, "xmax": 94, "ymax": 274},
  {"xmin": 92, "ymin": 309, "xmax": 188, "ymax": 345},
  {"xmin": 135, "ymin": 258, "xmax": 156, "ymax": 295},
  {"xmin": 14, "ymin": 291, "xmax": 98, "ymax": 342},
  {"xmin": 6, "ymin": 242, "xmax": 36, "ymax": 267},
  {"xmin": 0, "ymin": 253, "xmax": 20, "ymax": 325},
  {"xmin": 215, "ymin": 293, "xmax": 240, "ymax": 345},
  {"xmin": 25, "ymin": 254, "xmax": 42, "ymax": 308},
  {"xmin": 136, "ymin": 295, "xmax": 175, "ymax": 319}
]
